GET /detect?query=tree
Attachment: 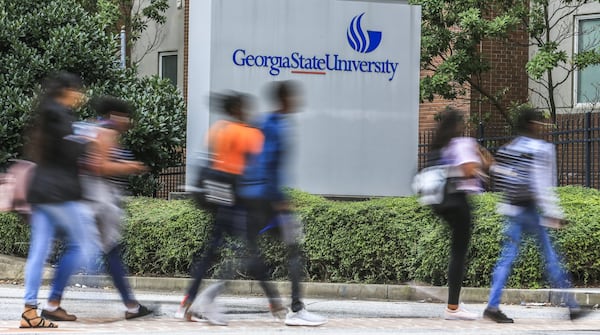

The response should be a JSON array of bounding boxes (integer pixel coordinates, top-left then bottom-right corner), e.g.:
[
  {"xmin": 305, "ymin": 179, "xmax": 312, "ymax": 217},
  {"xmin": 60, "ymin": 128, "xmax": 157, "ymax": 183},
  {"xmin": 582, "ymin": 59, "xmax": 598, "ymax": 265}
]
[
  {"xmin": 410, "ymin": 0, "xmax": 525, "ymax": 123},
  {"xmin": 77, "ymin": 0, "xmax": 170, "ymax": 66},
  {"xmin": 0, "ymin": 0, "xmax": 185, "ymax": 196},
  {"xmin": 525, "ymin": 0, "xmax": 600, "ymax": 123}
]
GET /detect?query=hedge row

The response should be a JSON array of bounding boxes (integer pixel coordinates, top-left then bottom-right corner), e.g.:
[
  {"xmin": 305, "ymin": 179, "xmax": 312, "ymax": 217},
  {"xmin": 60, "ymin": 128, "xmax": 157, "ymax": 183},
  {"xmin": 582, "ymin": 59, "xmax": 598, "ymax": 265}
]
[{"xmin": 1, "ymin": 186, "xmax": 600, "ymax": 288}]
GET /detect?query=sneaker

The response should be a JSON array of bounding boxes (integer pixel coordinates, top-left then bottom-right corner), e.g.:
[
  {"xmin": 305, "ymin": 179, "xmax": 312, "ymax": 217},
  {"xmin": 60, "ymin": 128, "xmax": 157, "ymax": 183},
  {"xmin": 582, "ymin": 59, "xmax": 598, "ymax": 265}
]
[
  {"xmin": 175, "ymin": 303, "xmax": 202, "ymax": 322},
  {"xmin": 125, "ymin": 304, "xmax": 153, "ymax": 320},
  {"xmin": 569, "ymin": 307, "xmax": 591, "ymax": 321},
  {"xmin": 269, "ymin": 305, "xmax": 289, "ymax": 320},
  {"xmin": 270, "ymin": 301, "xmax": 288, "ymax": 320},
  {"xmin": 483, "ymin": 308, "xmax": 514, "ymax": 323},
  {"xmin": 199, "ymin": 302, "xmax": 228, "ymax": 326},
  {"xmin": 41, "ymin": 307, "xmax": 77, "ymax": 321},
  {"xmin": 444, "ymin": 307, "xmax": 478, "ymax": 321},
  {"xmin": 284, "ymin": 308, "xmax": 327, "ymax": 326}
]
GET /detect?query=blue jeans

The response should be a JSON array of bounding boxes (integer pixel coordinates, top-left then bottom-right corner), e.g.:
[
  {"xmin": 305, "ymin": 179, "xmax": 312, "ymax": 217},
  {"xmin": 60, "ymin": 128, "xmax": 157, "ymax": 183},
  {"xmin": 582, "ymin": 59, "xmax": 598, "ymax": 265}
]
[
  {"xmin": 488, "ymin": 206, "xmax": 576, "ymax": 309},
  {"xmin": 24, "ymin": 202, "xmax": 95, "ymax": 306}
]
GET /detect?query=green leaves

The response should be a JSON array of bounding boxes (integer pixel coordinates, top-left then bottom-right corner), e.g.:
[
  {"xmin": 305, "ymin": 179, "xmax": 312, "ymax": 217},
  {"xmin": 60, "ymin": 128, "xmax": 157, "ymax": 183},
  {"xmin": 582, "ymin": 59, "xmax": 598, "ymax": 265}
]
[
  {"xmin": 0, "ymin": 0, "xmax": 186, "ymax": 197},
  {"xmin": 526, "ymin": 42, "xmax": 568, "ymax": 80},
  {"xmin": 573, "ymin": 50, "xmax": 600, "ymax": 71},
  {"xmin": 2, "ymin": 186, "xmax": 600, "ymax": 286},
  {"xmin": 413, "ymin": 0, "xmax": 527, "ymax": 118}
]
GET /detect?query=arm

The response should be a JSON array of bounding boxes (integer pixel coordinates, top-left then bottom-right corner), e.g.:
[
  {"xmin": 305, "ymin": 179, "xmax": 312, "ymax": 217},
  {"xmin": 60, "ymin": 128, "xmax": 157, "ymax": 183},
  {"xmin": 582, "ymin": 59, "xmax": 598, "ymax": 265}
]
[
  {"xmin": 452, "ymin": 138, "xmax": 482, "ymax": 178},
  {"xmin": 532, "ymin": 143, "xmax": 563, "ymax": 220},
  {"xmin": 262, "ymin": 120, "xmax": 286, "ymax": 201},
  {"xmin": 87, "ymin": 128, "xmax": 146, "ymax": 176}
]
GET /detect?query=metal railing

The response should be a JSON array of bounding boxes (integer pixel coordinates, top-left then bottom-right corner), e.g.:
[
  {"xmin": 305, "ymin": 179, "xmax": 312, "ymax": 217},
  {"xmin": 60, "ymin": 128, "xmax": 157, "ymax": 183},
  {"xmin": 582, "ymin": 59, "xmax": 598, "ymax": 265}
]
[
  {"xmin": 419, "ymin": 112, "xmax": 600, "ymax": 189},
  {"xmin": 156, "ymin": 164, "xmax": 186, "ymax": 199}
]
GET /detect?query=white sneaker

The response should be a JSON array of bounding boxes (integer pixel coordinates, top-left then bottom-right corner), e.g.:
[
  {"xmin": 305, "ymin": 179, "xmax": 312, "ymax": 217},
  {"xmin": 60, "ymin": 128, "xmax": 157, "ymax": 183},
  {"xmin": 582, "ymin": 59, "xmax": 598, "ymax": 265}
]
[
  {"xmin": 270, "ymin": 301, "xmax": 288, "ymax": 320},
  {"xmin": 202, "ymin": 307, "xmax": 228, "ymax": 326},
  {"xmin": 175, "ymin": 305, "xmax": 202, "ymax": 322},
  {"xmin": 284, "ymin": 308, "xmax": 327, "ymax": 326},
  {"xmin": 197, "ymin": 287, "xmax": 228, "ymax": 326},
  {"xmin": 444, "ymin": 306, "xmax": 478, "ymax": 320}
]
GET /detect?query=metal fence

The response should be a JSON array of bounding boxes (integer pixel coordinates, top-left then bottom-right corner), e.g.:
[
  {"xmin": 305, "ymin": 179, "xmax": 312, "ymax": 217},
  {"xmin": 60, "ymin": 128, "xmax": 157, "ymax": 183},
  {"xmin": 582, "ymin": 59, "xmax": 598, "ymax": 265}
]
[
  {"xmin": 156, "ymin": 113, "xmax": 600, "ymax": 199},
  {"xmin": 419, "ymin": 112, "xmax": 600, "ymax": 189},
  {"xmin": 156, "ymin": 164, "xmax": 186, "ymax": 199}
]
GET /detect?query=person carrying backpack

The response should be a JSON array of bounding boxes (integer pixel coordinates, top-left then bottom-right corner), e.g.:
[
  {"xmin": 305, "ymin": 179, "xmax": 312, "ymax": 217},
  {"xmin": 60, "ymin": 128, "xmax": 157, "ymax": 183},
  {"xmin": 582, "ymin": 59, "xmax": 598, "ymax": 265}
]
[
  {"xmin": 483, "ymin": 107, "xmax": 589, "ymax": 323},
  {"xmin": 425, "ymin": 107, "xmax": 487, "ymax": 321},
  {"xmin": 178, "ymin": 92, "xmax": 283, "ymax": 325},
  {"xmin": 238, "ymin": 81, "xmax": 327, "ymax": 326}
]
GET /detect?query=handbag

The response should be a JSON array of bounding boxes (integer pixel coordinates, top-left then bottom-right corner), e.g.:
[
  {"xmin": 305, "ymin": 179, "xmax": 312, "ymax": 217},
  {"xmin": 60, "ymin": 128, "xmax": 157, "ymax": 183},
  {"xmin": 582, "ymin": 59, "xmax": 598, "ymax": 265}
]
[
  {"xmin": 412, "ymin": 150, "xmax": 462, "ymax": 210},
  {"xmin": 0, "ymin": 160, "xmax": 36, "ymax": 214},
  {"xmin": 192, "ymin": 166, "xmax": 237, "ymax": 209},
  {"xmin": 412, "ymin": 164, "xmax": 452, "ymax": 206},
  {"xmin": 0, "ymin": 174, "xmax": 16, "ymax": 212}
]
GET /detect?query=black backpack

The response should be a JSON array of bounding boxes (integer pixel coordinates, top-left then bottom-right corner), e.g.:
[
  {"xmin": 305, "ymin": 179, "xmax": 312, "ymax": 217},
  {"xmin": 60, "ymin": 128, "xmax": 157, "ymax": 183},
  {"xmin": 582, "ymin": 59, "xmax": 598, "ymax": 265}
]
[{"xmin": 491, "ymin": 139, "xmax": 536, "ymax": 206}]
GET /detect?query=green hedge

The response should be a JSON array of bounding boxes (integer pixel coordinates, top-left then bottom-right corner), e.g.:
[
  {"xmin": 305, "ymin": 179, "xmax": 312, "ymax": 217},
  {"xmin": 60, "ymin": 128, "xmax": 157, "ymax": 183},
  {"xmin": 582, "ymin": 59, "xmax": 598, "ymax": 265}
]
[{"xmin": 1, "ymin": 186, "xmax": 600, "ymax": 288}]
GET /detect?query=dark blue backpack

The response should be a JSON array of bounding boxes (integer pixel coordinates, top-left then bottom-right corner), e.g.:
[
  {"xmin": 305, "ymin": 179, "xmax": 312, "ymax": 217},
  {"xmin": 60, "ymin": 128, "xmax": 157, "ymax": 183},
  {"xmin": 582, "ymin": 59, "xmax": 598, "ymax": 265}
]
[{"xmin": 491, "ymin": 139, "xmax": 535, "ymax": 206}]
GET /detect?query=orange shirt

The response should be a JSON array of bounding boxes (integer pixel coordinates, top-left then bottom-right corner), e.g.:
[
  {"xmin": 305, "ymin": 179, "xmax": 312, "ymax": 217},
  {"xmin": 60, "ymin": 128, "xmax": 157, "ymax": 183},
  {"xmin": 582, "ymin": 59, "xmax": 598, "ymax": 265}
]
[{"xmin": 207, "ymin": 120, "xmax": 264, "ymax": 175}]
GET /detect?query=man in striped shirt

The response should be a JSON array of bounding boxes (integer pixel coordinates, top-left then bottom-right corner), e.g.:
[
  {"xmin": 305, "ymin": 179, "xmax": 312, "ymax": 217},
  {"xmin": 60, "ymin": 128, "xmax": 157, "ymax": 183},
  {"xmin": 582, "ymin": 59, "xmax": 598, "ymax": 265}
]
[{"xmin": 80, "ymin": 96, "xmax": 152, "ymax": 320}]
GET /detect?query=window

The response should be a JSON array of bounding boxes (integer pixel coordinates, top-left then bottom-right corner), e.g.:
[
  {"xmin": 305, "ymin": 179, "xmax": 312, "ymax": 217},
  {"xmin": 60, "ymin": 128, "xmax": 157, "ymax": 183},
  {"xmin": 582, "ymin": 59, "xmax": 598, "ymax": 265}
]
[
  {"xmin": 576, "ymin": 16, "xmax": 600, "ymax": 104},
  {"xmin": 159, "ymin": 52, "xmax": 178, "ymax": 86}
]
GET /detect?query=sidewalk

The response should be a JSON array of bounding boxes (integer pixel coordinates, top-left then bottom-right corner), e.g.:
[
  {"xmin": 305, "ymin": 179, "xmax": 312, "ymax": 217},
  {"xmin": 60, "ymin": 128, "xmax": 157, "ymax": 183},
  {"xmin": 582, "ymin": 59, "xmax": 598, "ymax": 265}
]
[
  {"xmin": 3, "ymin": 254, "xmax": 600, "ymax": 306},
  {"xmin": 0, "ymin": 288, "xmax": 598, "ymax": 335}
]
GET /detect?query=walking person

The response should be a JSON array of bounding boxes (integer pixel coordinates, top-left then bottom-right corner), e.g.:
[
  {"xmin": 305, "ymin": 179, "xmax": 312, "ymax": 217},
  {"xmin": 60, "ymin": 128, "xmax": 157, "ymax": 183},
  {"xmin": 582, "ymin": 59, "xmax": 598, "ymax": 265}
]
[
  {"xmin": 20, "ymin": 72, "xmax": 96, "ymax": 328},
  {"xmin": 427, "ymin": 107, "xmax": 486, "ymax": 321},
  {"xmin": 239, "ymin": 80, "xmax": 327, "ymax": 326},
  {"xmin": 178, "ymin": 92, "xmax": 283, "ymax": 325},
  {"xmin": 483, "ymin": 107, "xmax": 588, "ymax": 323},
  {"xmin": 80, "ymin": 96, "xmax": 153, "ymax": 320}
]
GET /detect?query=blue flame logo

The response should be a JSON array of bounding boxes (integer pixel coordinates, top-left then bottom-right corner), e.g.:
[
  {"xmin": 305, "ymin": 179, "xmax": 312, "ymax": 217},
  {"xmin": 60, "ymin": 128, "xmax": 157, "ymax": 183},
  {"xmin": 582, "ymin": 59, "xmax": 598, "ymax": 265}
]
[{"xmin": 347, "ymin": 13, "xmax": 382, "ymax": 53}]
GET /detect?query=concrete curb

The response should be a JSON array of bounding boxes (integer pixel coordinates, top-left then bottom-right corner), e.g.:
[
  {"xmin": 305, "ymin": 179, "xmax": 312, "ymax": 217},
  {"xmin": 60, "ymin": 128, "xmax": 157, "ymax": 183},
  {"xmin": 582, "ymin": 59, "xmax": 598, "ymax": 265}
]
[
  {"xmin": 68, "ymin": 275, "xmax": 600, "ymax": 307},
  {"xmin": 3, "ymin": 255, "xmax": 600, "ymax": 306}
]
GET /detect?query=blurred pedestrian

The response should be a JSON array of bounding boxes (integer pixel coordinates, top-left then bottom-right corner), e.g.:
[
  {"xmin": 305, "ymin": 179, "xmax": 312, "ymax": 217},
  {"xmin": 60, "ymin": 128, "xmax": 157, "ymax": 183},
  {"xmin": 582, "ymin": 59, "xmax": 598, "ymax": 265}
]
[
  {"xmin": 239, "ymin": 80, "xmax": 327, "ymax": 326},
  {"xmin": 178, "ymin": 92, "xmax": 283, "ymax": 325},
  {"xmin": 427, "ymin": 107, "xmax": 485, "ymax": 320},
  {"xmin": 80, "ymin": 96, "xmax": 153, "ymax": 320},
  {"xmin": 20, "ymin": 72, "xmax": 96, "ymax": 328},
  {"xmin": 483, "ymin": 107, "xmax": 589, "ymax": 323}
]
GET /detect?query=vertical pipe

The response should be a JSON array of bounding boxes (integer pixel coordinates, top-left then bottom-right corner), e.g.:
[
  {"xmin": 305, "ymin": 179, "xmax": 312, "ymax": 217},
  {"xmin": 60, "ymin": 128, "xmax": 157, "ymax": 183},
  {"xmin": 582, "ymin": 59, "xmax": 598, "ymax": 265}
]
[
  {"xmin": 585, "ymin": 111, "xmax": 592, "ymax": 187},
  {"xmin": 120, "ymin": 26, "xmax": 126, "ymax": 69}
]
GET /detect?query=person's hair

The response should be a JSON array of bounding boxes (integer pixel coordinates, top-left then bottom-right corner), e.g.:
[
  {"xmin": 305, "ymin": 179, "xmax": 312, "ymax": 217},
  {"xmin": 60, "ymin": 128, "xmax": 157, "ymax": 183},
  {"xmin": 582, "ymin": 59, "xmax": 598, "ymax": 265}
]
[
  {"xmin": 40, "ymin": 71, "xmax": 83, "ymax": 100},
  {"xmin": 515, "ymin": 106, "xmax": 543, "ymax": 134},
  {"xmin": 25, "ymin": 72, "xmax": 84, "ymax": 162},
  {"xmin": 92, "ymin": 95, "xmax": 132, "ymax": 118},
  {"xmin": 271, "ymin": 80, "xmax": 300, "ymax": 103},
  {"xmin": 430, "ymin": 107, "xmax": 464, "ymax": 151},
  {"xmin": 222, "ymin": 92, "xmax": 243, "ymax": 119}
]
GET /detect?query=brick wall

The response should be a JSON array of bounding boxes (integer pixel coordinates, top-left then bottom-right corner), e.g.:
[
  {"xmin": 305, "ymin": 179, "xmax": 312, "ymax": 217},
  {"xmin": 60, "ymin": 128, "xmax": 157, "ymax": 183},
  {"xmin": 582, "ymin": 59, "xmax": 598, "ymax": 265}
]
[
  {"xmin": 470, "ymin": 29, "xmax": 530, "ymax": 131},
  {"xmin": 418, "ymin": 68, "xmax": 472, "ymax": 132}
]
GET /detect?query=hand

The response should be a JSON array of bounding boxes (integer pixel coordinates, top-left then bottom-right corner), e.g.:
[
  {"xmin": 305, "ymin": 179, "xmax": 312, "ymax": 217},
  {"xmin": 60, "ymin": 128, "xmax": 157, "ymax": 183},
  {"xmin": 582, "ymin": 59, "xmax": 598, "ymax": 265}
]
[
  {"xmin": 273, "ymin": 201, "xmax": 292, "ymax": 212},
  {"xmin": 541, "ymin": 217, "xmax": 568, "ymax": 229},
  {"xmin": 127, "ymin": 161, "xmax": 148, "ymax": 174},
  {"xmin": 477, "ymin": 145, "xmax": 494, "ymax": 172}
]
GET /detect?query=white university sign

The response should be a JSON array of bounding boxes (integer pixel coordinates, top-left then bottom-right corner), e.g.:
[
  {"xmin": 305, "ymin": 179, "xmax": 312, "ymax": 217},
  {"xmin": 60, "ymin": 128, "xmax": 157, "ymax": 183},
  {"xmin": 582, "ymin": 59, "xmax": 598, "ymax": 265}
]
[{"xmin": 187, "ymin": 0, "xmax": 421, "ymax": 197}]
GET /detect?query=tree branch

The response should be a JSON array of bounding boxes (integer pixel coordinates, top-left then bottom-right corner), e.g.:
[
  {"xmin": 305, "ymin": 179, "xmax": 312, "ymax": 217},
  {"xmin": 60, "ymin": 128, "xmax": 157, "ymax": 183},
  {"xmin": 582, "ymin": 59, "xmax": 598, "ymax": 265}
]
[
  {"xmin": 531, "ymin": 77, "xmax": 550, "ymax": 90},
  {"xmin": 529, "ymin": 86, "xmax": 551, "ymax": 108},
  {"xmin": 466, "ymin": 77, "xmax": 510, "ymax": 122},
  {"xmin": 554, "ymin": 68, "xmax": 575, "ymax": 89},
  {"xmin": 549, "ymin": 3, "xmax": 581, "ymax": 31}
]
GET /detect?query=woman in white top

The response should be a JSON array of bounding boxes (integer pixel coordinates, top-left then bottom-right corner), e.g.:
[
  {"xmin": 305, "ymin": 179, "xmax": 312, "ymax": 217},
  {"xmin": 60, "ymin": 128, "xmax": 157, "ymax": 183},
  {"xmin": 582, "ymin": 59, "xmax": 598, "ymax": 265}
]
[{"xmin": 428, "ymin": 108, "xmax": 486, "ymax": 320}]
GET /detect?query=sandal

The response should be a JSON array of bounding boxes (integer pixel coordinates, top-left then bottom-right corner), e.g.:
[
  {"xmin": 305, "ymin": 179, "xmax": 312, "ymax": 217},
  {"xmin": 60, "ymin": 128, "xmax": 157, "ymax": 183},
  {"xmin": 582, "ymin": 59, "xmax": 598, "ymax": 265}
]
[{"xmin": 19, "ymin": 306, "xmax": 58, "ymax": 328}]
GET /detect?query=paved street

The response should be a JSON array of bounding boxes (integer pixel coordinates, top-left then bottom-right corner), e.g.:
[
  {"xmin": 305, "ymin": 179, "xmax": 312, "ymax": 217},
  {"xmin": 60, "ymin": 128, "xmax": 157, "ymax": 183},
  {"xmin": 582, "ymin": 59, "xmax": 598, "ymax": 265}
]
[{"xmin": 0, "ymin": 285, "xmax": 598, "ymax": 334}]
